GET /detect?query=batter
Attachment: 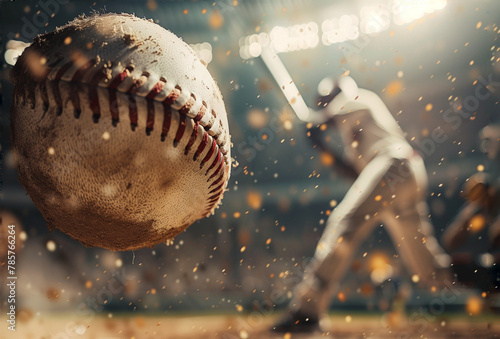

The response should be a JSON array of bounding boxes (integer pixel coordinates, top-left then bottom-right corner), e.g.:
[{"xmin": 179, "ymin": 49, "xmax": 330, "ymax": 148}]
[{"xmin": 273, "ymin": 76, "xmax": 452, "ymax": 333}]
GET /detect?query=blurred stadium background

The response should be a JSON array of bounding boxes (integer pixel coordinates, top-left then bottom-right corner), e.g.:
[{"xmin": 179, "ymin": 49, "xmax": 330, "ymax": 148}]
[{"xmin": 1, "ymin": 0, "xmax": 500, "ymax": 337}]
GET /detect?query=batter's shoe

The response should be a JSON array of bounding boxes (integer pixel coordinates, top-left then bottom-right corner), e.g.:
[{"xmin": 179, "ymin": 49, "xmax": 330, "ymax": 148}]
[{"xmin": 271, "ymin": 311, "xmax": 329, "ymax": 333}]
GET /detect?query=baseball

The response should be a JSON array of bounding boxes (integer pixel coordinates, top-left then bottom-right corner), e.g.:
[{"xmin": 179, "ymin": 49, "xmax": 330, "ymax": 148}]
[{"xmin": 10, "ymin": 13, "xmax": 231, "ymax": 251}]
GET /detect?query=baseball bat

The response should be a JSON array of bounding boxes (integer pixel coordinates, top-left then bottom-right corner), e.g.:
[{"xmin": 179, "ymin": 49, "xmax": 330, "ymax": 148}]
[{"xmin": 260, "ymin": 47, "xmax": 312, "ymax": 122}]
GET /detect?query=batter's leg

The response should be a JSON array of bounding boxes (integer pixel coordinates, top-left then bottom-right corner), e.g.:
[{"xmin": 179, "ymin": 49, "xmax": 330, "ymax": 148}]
[
  {"xmin": 382, "ymin": 157, "xmax": 452, "ymax": 288},
  {"xmin": 290, "ymin": 154, "xmax": 397, "ymax": 317}
]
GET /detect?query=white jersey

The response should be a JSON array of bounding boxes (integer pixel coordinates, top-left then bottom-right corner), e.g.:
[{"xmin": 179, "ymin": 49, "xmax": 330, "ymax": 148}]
[{"xmin": 311, "ymin": 88, "xmax": 412, "ymax": 172}]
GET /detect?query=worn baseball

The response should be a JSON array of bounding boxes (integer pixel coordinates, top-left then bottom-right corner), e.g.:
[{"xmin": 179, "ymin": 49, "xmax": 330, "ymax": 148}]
[{"xmin": 10, "ymin": 13, "xmax": 231, "ymax": 251}]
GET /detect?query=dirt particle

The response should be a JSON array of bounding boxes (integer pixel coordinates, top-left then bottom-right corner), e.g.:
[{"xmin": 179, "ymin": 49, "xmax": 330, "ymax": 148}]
[{"xmin": 123, "ymin": 34, "xmax": 137, "ymax": 45}]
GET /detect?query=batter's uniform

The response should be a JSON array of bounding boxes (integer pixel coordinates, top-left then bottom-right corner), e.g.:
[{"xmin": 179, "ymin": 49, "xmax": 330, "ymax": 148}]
[{"xmin": 289, "ymin": 85, "xmax": 452, "ymax": 318}]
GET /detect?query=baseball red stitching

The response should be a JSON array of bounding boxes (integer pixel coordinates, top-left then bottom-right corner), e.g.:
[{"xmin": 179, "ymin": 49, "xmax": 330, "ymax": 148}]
[{"xmin": 37, "ymin": 60, "xmax": 228, "ymax": 215}]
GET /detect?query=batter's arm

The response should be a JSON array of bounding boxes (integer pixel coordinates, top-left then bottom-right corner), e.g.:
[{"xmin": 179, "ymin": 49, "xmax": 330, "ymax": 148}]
[
  {"xmin": 260, "ymin": 47, "xmax": 357, "ymax": 178},
  {"xmin": 308, "ymin": 123, "xmax": 358, "ymax": 180}
]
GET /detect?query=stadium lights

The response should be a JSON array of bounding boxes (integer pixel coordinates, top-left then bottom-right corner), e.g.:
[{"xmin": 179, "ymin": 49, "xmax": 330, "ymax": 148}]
[
  {"xmin": 392, "ymin": 0, "xmax": 448, "ymax": 25},
  {"xmin": 239, "ymin": 22, "xmax": 319, "ymax": 59},
  {"xmin": 322, "ymin": 14, "xmax": 360, "ymax": 46},
  {"xmin": 189, "ymin": 42, "xmax": 213, "ymax": 65},
  {"xmin": 359, "ymin": 5, "xmax": 391, "ymax": 35},
  {"xmin": 4, "ymin": 40, "xmax": 30, "ymax": 66},
  {"xmin": 239, "ymin": 0, "xmax": 447, "ymax": 59}
]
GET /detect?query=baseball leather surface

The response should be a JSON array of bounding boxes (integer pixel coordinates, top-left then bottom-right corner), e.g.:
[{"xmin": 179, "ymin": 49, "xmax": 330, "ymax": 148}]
[{"xmin": 10, "ymin": 13, "xmax": 231, "ymax": 250}]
